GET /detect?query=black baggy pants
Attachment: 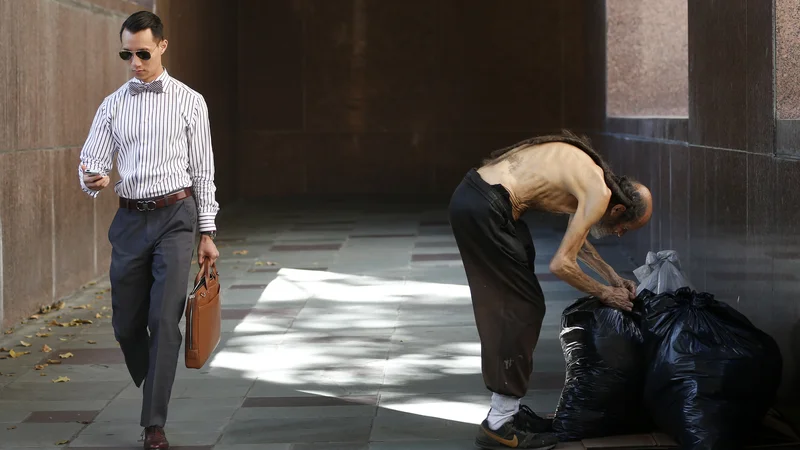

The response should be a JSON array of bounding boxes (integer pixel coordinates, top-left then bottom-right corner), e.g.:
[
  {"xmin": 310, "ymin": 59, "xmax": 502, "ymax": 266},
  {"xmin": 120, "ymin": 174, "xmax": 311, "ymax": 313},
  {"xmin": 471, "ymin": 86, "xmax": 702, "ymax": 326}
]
[
  {"xmin": 448, "ymin": 169, "xmax": 546, "ymax": 399},
  {"xmin": 108, "ymin": 196, "xmax": 197, "ymax": 427}
]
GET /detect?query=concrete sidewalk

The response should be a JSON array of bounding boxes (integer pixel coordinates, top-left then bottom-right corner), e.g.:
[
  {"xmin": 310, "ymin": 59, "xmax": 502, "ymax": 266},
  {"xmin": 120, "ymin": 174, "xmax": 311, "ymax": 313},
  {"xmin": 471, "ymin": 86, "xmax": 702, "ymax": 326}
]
[{"xmin": 0, "ymin": 202, "xmax": 790, "ymax": 449}]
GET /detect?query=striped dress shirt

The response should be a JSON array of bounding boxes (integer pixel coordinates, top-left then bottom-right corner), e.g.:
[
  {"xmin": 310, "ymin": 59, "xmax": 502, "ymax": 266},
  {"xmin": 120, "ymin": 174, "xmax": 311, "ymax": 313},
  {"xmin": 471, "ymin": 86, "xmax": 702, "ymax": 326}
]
[{"xmin": 78, "ymin": 69, "xmax": 219, "ymax": 232}]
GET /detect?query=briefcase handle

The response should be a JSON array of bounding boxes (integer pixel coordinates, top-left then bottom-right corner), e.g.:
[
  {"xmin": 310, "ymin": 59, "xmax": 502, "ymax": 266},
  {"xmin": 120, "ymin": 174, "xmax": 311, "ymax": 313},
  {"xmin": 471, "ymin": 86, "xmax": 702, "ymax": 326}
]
[{"xmin": 194, "ymin": 260, "xmax": 219, "ymax": 286}]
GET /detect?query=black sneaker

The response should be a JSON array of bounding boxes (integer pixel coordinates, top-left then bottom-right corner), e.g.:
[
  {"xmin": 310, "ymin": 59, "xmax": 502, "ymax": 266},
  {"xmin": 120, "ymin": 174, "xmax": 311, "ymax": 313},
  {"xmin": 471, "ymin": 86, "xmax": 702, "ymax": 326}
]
[
  {"xmin": 515, "ymin": 405, "xmax": 553, "ymax": 433},
  {"xmin": 475, "ymin": 416, "xmax": 558, "ymax": 449}
]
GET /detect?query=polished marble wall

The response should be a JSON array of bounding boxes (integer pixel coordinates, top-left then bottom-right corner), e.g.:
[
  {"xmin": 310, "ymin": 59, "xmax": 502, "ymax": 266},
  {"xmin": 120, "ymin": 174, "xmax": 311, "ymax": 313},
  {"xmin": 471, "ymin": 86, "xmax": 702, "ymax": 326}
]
[
  {"xmin": 230, "ymin": 0, "xmax": 597, "ymax": 198},
  {"xmin": 0, "ymin": 0, "xmax": 147, "ymax": 328},
  {"xmin": 582, "ymin": 0, "xmax": 800, "ymax": 400},
  {"xmin": 606, "ymin": 0, "xmax": 688, "ymax": 117}
]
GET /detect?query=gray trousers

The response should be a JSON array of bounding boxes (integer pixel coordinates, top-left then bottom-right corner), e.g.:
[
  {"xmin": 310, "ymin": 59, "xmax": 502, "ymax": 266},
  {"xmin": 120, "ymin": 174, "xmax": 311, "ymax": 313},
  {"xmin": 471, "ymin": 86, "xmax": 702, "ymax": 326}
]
[{"xmin": 108, "ymin": 197, "xmax": 196, "ymax": 427}]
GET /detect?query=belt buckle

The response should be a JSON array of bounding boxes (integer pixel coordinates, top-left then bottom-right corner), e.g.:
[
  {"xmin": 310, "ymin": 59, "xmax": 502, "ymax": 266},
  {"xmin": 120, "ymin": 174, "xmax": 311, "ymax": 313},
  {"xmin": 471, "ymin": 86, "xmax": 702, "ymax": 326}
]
[{"xmin": 136, "ymin": 200, "xmax": 157, "ymax": 211}]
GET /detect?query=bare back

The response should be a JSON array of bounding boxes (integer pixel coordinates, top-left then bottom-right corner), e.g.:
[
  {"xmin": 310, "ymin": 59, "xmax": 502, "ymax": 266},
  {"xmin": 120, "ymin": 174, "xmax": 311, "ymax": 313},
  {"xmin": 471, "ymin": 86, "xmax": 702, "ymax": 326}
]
[{"xmin": 477, "ymin": 142, "xmax": 609, "ymax": 220}]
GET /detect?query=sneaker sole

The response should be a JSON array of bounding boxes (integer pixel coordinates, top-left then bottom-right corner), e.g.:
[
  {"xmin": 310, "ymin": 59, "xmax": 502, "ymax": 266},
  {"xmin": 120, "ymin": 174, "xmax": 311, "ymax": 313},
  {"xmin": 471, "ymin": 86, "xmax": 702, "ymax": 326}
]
[{"xmin": 474, "ymin": 436, "xmax": 557, "ymax": 450}]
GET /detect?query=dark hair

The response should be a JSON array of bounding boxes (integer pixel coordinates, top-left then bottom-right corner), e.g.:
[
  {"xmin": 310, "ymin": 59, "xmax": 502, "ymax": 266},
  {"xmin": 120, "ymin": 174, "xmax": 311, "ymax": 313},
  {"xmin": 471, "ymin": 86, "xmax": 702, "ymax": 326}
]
[
  {"xmin": 484, "ymin": 130, "xmax": 646, "ymax": 222},
  {"xmin": 120, "ymin": 11, "xmax": 164, "ymax": 41}
]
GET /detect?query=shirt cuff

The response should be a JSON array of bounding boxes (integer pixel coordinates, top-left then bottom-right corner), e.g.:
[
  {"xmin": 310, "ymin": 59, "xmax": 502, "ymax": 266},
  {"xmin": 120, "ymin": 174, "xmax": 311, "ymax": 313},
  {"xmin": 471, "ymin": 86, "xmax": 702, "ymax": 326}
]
[
  {"xmin": 78, "ymin": 167, "xmax": 102, "ymax": 198},
  {"xmin": 198, "ymin": 212, "xmax": 217, "ymax": 233}
]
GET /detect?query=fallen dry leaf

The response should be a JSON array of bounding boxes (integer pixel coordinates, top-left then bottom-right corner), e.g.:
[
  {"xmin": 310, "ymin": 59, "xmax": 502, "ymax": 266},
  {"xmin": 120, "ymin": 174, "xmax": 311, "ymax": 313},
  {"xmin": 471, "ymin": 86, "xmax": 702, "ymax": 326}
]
[
  {"xmin": 72, "ymin": 304, "xmax": 90, "ymax": 310},
  {"xmin": 36, "ymin": 332, "xmax": 50, "ymax": 338},
  {"xmin": 4, "ymin": 328, "xmax": 13, "ymax": 335},
  {"xmin": 8, "ymin": 350, "xmax": 29, "ymax": 358},
  {"xmin": 59, "ymin": 352, "xmax": 74, "ymax": 359},
  {"xmin": 95, "ymin": 313, "xmax": 103, "ymax": 319},
  {"xmin": 25, "ymin": 335, "xmax": 33, "ymax": 339},
  {"xmin": 7, "ymin": 425, "xmax": 16, "ymax": 430},
  {"xmin": 40, "ymin": 373, "xmax": 47, "ymax": 376},
  {"xmin": 95, "ymin": 296, "xmax": 103, "ymax": 299},
  {"xmin": 47, "ymin": 359, "xmax": 62, "ymax": 365},
  {"xmin": 71, "ymin": 319, "xmax": 93, "ymax": 325},
  {"xmin": 52, "ymin": 376, "xmax": 70, "ymax": 383},
  {"xmin": 53, "ymin": 301, "xmax": 66, "ymax": 311},
  {"xmin": 55, "ymin": 439, "xmax": 70, "ymax": 445},
  {"xmin": 41, "ymin": 344, "xmax": 52, "ymax": 353},
  {"xmin": 59, "ymin": 338, "xmax": 67, "ymax": 342},
  {"xmin": 233, "ymin": 249, "xmax": 249, "ymax": 255},
  {"xmin": 87, "ymin": 340, "xmax": 97, "ymax": 345},
  {"xmin": 88, "ymin": 281, "xmax": 97, "ymax": 286},
  {"xmin": 39, "ymin": 305, "xmax": 51, "ymax": 314},
  {"xmin": 254, "ymin": 261, "xmax": 265, "ymax": 266},
  {"xmin": 0, "ymin": 347, "xmax": 8, "ymax": 352},
  {"xmin": 19, "ymin": 341, "xmax": 32, "ymax": 347},
  {"xmin": 101, "ymin": 306, "xmax": 108, "ymax": 311},
  {"xmin": 34, "ymin": 364, "xmax": 47, "ymax": 370},
  {"xmin": 29, "ymin": 314, "xmax": 40, "ymax": 320}
]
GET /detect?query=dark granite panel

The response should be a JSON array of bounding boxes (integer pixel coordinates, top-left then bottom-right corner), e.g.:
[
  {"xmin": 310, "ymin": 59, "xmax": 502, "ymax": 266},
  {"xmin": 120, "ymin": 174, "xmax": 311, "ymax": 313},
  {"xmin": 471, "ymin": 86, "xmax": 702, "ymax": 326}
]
[
  {"xmin": 746, "ymin": 0, "xmax": 776, "ymax": 154},
  {"xmin": 303, "ymin": 0, "xmax": 362, "ymax": 132},
  {"xmin": 777, "ymin": 120, "xmax": 800, "ymax": 157},
  {"xmin": 687, "ymin": 146, "xmax": 708, "ymax": 291},
  {"xmin": 563, "ymin": 0, "xmax": 606, "ymax": 131},
  {"xmin": 745, "ymin": 153, "xmax": 776, "ymax": 332},
  {"xmin": 658, "ymin": 143, "xmax": 673, "ymax": 250},
  {"xmin": 669, "ymin": 145, "xmax": 692, "ymax": 269},
  {"xmin": 688, "ymin": 0, "xmax": 747, "ymax": 150},
  {"xmin": 434, "ymin": 0, "xmax": 563, "ymax": 132},
  {"xmin": 605, "ymin": 118, "xmax": 689, "ymax": 142},
  {"xmin": 358, "ymin": 0, "xmax": 440, "ymax": 133},
  {"xmin": 774, "ymin": 158, "xmax": 800, "ymax": 400},
  {"xmin": 237, "ymin": 0, "xmax": 303, "ymax": 131},
  {"xmin": 703, "ymin": 150, "xmax": 748, "ymax": 306}
]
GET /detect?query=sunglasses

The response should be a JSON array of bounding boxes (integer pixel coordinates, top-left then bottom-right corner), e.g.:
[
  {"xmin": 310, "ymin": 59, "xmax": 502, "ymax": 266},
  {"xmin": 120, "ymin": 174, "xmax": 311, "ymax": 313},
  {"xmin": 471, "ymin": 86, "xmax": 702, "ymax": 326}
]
[{"xmin": 119, "ymin": 50, "xmax": 152, "ymax": 61}]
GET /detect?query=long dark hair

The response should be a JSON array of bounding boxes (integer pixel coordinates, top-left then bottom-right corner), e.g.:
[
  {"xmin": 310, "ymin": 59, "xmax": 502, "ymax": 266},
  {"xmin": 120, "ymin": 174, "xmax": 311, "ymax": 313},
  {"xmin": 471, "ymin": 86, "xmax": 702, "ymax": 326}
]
[{"xmin": 483, "ymin": 130, "xmax": 645, "ymax": 222}]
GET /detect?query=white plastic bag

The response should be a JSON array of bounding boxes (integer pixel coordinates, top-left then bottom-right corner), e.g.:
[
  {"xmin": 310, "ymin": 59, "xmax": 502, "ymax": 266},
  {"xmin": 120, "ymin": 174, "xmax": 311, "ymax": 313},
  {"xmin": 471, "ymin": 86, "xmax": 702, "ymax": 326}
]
[{"xmin": 633, "ymin": 250, "xmax": 692, "ymax": 296}]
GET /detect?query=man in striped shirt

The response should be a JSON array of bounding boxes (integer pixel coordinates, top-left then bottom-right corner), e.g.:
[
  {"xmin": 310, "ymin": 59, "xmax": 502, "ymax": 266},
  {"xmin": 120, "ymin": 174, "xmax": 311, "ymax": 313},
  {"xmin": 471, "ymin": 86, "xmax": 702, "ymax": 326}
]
[{"xmin": 78, "ymin": 11, "xmax": 219, "ymax": 450}]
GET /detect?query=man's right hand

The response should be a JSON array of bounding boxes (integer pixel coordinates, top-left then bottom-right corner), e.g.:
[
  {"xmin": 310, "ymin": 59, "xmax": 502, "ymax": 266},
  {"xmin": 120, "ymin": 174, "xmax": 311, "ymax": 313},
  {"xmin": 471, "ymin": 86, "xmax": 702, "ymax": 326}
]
[
  {"xmin": 82, "ymin": 164, "xmax": 110, "ymax": 191},
  {"xmin": 599, "ymin": 286, "xmax": 635, "ymax": 312}
]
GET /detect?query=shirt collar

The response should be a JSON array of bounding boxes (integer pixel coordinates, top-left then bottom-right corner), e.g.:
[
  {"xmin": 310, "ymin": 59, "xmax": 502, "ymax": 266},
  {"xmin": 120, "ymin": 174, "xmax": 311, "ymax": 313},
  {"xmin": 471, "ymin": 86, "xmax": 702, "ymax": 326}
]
[{"xmin": 129, "ymin": 68, "xmax": 172, "ymax": 93}]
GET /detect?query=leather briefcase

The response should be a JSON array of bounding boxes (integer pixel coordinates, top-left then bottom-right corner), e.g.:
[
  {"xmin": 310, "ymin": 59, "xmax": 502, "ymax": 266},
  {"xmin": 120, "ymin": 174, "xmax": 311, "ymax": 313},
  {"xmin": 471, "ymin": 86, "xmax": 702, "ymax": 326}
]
[{"xmin": 184, "ymin": 261, "xmax": 221, "ymax": 369}]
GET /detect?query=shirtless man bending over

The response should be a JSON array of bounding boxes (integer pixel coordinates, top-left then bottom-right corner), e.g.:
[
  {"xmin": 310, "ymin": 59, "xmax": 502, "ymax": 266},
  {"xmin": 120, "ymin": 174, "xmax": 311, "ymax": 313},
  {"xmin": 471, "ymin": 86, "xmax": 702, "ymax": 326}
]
[{"xmin": 448, "ymin": 131, "xmax": 653, "ymax": 449}]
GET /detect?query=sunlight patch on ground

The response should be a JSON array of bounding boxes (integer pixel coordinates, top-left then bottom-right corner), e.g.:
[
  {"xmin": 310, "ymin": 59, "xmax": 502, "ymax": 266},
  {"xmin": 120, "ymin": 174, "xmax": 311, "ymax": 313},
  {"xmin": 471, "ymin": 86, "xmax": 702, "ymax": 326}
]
[
  {"xmin": 380, "ymin": 398, "xmax": 487, "ymax": 425},
  {"xmin": 211, "ymin": 269, "xmax": 480, "ymax": 390}
]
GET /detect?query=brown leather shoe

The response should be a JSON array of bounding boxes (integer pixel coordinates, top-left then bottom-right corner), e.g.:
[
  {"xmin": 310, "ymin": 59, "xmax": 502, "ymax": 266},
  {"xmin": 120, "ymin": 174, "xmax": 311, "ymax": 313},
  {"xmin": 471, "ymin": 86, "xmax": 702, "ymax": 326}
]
[{"xmin": 143, "ymin": 426, "xmax": 169, "ymax": 450}]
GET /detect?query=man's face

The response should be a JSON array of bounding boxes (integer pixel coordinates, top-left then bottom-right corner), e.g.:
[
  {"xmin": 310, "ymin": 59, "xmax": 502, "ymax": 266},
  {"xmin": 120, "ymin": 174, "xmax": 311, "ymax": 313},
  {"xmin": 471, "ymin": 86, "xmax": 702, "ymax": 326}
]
[
  {"xmin": 589, "ymin": 214, "xmax": 625, "ymax": 239},
  {"xmin": 120, "ymin": 28, "xmax": 166, "ymax": 83}
]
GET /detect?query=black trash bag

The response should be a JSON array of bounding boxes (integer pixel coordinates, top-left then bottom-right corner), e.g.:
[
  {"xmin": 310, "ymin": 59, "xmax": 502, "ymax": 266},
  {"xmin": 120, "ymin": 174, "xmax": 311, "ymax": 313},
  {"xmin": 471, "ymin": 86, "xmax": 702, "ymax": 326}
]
[
  {"xmin": 641, "ymin": 287, "xmax": 783, "ymax": 450},
  {"xmin": 552, "ymin": 295, "xmax": 652, "ymax": 441}
]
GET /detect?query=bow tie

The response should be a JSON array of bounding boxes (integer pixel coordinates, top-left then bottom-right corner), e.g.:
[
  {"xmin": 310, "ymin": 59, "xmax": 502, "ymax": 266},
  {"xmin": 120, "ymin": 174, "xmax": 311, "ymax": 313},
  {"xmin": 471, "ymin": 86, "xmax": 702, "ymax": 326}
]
[{"xmin": 129, "ymin": 80, "xmax": 164, "ymax": 96}]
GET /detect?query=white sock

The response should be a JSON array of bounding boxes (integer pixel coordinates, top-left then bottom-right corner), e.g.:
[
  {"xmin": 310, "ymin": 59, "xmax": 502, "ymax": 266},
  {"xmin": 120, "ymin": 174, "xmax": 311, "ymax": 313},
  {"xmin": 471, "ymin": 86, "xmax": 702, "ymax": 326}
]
[{"xmin": 486, "ymin": 393, "xmax": 520, "ymax": 430}]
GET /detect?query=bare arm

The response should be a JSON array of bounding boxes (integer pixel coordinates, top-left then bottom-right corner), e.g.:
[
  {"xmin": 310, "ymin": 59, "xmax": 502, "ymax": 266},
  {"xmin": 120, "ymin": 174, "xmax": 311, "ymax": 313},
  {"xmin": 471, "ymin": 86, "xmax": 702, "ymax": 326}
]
[
  {"xmin": 550, "ymin": 197, "xmax": 610, "ymax": 298},
  {"xmin": 549, "ymin": 174, "xmax": 635, "ymax": 310},
  {"xmin": 568, "ymin": 214, "xmax": 622, "ymax": 284}
]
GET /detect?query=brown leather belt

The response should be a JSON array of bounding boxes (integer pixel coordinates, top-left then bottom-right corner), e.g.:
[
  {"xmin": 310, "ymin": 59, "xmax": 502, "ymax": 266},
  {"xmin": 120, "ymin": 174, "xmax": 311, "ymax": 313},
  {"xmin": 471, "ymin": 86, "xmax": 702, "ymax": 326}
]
[{"xmin": 119, "ymin": 188, "xmax": 193, "ymax": 211}]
